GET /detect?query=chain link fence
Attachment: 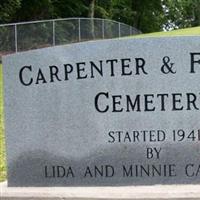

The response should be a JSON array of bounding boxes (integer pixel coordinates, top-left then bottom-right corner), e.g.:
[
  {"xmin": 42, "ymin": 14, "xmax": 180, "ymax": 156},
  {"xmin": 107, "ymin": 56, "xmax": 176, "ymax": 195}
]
[{"xmin": 0, "ymin": 18, "xmax": 141, "ymax": 59}]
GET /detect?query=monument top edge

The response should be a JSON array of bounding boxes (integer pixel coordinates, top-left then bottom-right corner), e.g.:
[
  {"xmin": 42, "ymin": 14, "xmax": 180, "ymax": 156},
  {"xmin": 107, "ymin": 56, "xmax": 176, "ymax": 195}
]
[{"xmin": 2, "ymin": 35, "xmax": 200, "ymax": 60}]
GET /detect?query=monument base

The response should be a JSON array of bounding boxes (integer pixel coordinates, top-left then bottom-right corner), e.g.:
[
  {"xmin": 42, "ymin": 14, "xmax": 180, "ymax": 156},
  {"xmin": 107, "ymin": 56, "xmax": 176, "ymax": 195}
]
[{"xmin": 1, "ymin": 181, "xmax": 200, "ymax": 200}]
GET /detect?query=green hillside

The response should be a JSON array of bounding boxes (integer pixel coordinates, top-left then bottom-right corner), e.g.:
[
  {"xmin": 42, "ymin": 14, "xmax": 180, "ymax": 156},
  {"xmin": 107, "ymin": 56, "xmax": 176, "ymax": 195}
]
[
  {"xmin": 132, "ymin": 26, "xmax": 200, "ymax": 38},
  {"xmin": 0, "ymin": 64, "xmax": 5, "ymax": 182}
]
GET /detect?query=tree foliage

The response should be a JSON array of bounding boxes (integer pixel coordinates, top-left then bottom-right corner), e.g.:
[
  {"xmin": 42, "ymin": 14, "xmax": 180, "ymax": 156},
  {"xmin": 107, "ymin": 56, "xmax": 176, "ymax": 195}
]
[
  {"xmin": 15, "ymin": 0, "xmax": 54, "ymax": 21},
  {"xmin": 1, "ymin": 0, "xmax": 200, "ymax": 33},
  {"xmin": 163, "ymin": 0, "xmax": 200, "ymax": 30},
  {"xmin": 111, "ymin": 0, "xmax": 165, "ymax": 32},
  {"xmin": 0, "ymin": 0, "xmax": 21, "ymax": 23}
]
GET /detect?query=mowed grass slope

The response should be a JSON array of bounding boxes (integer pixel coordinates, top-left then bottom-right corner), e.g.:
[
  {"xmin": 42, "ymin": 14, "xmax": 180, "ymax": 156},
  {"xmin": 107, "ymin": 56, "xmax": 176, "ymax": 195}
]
[
  {"xmin": 132, "ymin": 26, "xmax": 200, "ymax": 38},
  {"xmin": 0, "ymin": 26, "xmax": 200, "ymax": 182},
  {"xmin": 0, "ymin": 64, "xmax": 6, "ymax": 182}
]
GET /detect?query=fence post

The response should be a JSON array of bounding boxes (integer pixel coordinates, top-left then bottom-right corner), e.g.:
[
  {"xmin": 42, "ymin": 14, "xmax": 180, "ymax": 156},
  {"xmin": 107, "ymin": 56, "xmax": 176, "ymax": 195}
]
[
  {"xmin": 52, "ymin": 20, "xmax": 55, "ymax": 46},
  {"xmin": 102, "ymin": 19, "xmax": 105, "ymax": 39},
  {"xmin": 78, "ymin": 18, "xmax": 81, "ymax": 42},
  {"xmin": 130, "ymin": 26, "xmax": 132, "ymax": 36},
  {"xmin": 14, "ymin": 24, "xmax": 18, "ymax": 52},
  {"xmin": 118, "ymin": 22, "xmax": 121, "ymax": 38}
]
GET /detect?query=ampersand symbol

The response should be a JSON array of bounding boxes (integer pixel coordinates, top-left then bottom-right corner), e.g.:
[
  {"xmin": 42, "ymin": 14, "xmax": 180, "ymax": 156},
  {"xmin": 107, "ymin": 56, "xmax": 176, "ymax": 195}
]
[{"xmin": 161, "ymin": 56, "xmax": 176, "ymax": 74}]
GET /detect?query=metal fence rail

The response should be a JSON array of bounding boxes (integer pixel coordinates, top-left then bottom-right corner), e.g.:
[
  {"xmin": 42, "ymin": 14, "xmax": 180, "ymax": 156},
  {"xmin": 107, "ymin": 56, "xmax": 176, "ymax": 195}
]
[{"xmin": 0, "ymin": 18, "xmax": 141, "ymax": 57}]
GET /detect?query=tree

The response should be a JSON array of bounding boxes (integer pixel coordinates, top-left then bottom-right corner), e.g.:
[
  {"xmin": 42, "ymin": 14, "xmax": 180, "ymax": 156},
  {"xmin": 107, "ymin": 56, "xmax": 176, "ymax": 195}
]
[
  {"xmin": 0, "ymin": 0, "xmax": 21, "ymax": 23},
  {"xmin": 88, "ymin": 0, "xmax": 95, "ymax": 18},
  {"xmin": 1, "ymin": 0, "xmax": 200, "ymax": 33},
  {"xmin": 163, "ymin": 0, "xmax": 200, "ymax": 30},
  {"xmin": 111, "ymin": 0, "xmax": 134, "ymax": 25},
  {"xmin": 52, "ymin": 0, "xmax": 87, "ymax": 18},
  {"xmin": 14, "ymin": 0, "xmax": 54, "ymax": 21},
  {"xmin": 87, "ymin": 0, "xmax": 95, "ymax": 38},
  {"xmin": 111, "ymin": 0, "xmax": 165, "ymax": 33},
  {"xmin": 94, "ymin": 0, "xmax": 113, "ymax": 18},
  {"xmin": 132, "ymin": 0, "xmax": 165, "ymax": 32}
]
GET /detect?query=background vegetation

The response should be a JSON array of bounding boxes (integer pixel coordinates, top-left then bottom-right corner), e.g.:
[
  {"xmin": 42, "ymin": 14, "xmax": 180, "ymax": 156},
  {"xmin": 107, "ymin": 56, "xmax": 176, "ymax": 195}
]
[
  {"xmin": 0, "ymin": 64, "xmax": 5, "ymax": 182},
  {"xmin": 1, "ymin": 0, "xmax": 200, "ymax": 33}
]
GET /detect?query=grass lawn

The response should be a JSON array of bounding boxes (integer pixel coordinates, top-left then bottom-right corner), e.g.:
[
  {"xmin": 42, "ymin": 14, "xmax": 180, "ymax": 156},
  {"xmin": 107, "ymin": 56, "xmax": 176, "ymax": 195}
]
[
  {"xmin": 0, "ymin": 63, "xmax": 6, "ymax": 182},
  {"xmin": 131, "ymin": 26, "xmax": 200, "ymax": 38},
  {"xmin": 0, "ymin": 26, "xmax": 199, "ymax": 182}
]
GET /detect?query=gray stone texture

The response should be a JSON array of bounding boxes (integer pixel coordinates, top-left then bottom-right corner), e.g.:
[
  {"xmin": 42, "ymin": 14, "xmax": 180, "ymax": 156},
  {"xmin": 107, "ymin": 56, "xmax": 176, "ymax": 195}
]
[{"xmin": 2, "ymin": 36, "xmax": 200, "ymax": 186}]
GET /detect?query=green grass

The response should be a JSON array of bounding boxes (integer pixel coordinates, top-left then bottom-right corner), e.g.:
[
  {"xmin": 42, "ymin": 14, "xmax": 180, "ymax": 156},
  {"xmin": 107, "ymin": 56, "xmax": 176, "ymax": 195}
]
[
  {"xmin": 131, "ymin": 26, "xmax": 200, "ymax": 38},
  {"xmin": 0, "ymin": 26, "xmax": 199, "ymax": 182},
  {"xmin": 0, "ymin": 64, "xmax": 6, "ymax": 182}
]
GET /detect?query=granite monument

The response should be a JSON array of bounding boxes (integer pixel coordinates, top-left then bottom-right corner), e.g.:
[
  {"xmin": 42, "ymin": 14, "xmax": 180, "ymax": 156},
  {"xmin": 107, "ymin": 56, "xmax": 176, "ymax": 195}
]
[{"xmin": 3, "ymin": 36, "xmax": 200, "ymax": 186}]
